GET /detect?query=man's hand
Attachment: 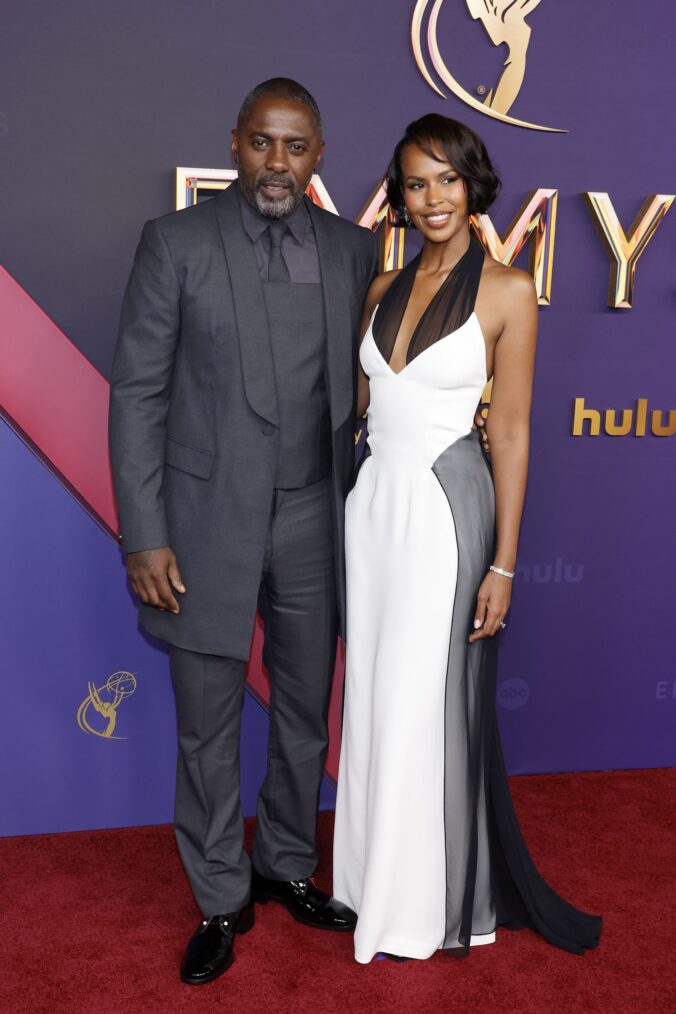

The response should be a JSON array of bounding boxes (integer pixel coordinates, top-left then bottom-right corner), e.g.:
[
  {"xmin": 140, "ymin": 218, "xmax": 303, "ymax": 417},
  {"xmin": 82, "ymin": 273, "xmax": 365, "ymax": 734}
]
[
  {"xmin": 127, "ymin": 548, "xmax": 185, "ymax": 614},
  {"xmin": 474, "ymin": 406, "xmax": 491, "ymax": 454}
]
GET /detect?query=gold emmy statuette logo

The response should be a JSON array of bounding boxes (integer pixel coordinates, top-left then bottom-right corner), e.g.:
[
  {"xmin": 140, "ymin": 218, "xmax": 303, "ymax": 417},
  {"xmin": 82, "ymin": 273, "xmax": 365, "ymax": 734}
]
[
  {"xmin": 412, "ymin": 0, "xmax": 566, "ymax": 132},
  {"xmin": 76, "ymin": 671, "xmax": 137, "ymax": 740}
]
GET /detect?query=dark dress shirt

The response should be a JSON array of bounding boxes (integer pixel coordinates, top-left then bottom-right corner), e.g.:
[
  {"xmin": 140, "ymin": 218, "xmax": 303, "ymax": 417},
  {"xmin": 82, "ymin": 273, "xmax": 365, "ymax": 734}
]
[{"xmin": 237, "ymin": 186, "xmax": 321, "ymax": 283}]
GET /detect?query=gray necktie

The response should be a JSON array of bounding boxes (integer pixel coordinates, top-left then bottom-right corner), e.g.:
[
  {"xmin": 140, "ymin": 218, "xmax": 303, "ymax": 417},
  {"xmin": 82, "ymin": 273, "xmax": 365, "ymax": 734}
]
[{"xmin": 267, "ymin": 221, "xmax": 291, "ymax": 283}]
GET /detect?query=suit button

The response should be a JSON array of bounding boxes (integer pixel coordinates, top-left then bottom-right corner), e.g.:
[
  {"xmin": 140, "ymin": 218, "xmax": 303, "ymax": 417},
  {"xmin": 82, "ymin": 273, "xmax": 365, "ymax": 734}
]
[{"xmin": 261, "ymin": 425, "xmax": 275, "ymax": 436}]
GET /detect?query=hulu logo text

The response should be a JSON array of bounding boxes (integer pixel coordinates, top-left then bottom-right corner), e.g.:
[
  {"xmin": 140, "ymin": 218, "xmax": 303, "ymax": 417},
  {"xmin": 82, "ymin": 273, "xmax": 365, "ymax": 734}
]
[{"xmin": 572, "ymin": 398, "xmax": 675, "ymax": 437}]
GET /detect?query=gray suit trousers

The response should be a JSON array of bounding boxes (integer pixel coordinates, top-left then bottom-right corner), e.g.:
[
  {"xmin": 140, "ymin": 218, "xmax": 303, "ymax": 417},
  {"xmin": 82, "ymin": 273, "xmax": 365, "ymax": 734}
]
[{"xmin": 170, "ymin": 477, "xmax": 337, "ymax": 916}]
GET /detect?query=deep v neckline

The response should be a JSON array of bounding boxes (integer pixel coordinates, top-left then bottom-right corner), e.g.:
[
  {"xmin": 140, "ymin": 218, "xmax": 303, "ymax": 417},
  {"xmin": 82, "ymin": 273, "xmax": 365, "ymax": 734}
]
[
  {"xmin": 369, "ymin": 309, "xmax": 487, "ymax": 383},
  {"xmin": 372, "ymin": 236, "xmax": 484, "ymax": 375},
  {"xmin": 386, "ymin": 252, "xmax": 439, "ymax": 374}
]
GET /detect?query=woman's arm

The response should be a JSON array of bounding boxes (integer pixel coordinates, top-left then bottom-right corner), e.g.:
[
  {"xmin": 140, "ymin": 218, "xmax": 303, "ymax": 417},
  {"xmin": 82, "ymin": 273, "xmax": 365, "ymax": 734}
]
[
  {"xmin": 356, "ymin": 270, "xmax": 401, "ymax": 418},
  {"xmin": 469, "ymin": 268, "xmax": 538, "ymax": 642}
]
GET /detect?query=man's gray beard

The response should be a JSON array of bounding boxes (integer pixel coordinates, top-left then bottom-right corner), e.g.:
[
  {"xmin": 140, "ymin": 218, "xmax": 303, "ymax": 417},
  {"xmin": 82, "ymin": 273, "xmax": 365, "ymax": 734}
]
[
  {"xmin": 251, "ymin": 187, "xmax": 301, "ymax": 219},
  {"xmin": 238, "ymin": 175, "xmax": 306, "ymax": 219}
]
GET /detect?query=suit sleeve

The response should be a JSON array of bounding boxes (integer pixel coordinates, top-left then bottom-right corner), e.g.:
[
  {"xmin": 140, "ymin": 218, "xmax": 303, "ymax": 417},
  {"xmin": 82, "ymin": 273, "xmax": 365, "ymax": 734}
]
[
  {"xmin": 366, "ymin": 230, "xmax": 380, "ymax": 288},
  {"xmin": 108, "ymin": 219, "xmax": 180, "ymax": 554}
]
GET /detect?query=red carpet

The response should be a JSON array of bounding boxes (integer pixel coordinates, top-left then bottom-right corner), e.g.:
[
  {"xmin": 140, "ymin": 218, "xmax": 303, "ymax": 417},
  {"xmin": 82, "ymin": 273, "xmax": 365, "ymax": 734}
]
[{"xmin": 2, "ymin": 769, "xmax": 674, "ymax": 1014}]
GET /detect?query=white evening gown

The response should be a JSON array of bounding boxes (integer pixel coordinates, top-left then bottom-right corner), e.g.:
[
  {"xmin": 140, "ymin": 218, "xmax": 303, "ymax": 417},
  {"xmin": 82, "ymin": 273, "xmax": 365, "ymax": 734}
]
[{"xmin": 333, "ymin": 238, "xmax": 602, "ymax": 963}]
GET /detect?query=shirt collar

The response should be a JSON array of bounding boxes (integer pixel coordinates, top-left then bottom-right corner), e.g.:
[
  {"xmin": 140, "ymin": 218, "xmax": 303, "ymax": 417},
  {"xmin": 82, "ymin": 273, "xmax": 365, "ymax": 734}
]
[{"xmin": 237, "ymin": 183, "xmax": 311, "ymax": 245}]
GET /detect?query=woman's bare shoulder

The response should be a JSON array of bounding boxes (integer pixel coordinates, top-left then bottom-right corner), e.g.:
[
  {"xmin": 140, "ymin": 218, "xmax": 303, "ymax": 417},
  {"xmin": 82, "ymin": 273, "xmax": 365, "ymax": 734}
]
[{"xmin": 481, "ymin": 256, "xmax": 537, "ymax": 308}]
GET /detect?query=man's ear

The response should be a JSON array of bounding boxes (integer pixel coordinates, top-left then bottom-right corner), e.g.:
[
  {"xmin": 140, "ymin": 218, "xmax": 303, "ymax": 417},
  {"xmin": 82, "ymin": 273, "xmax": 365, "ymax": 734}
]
[
  {"xmin": 314, "ymin": 140, "xmax": 326, "ymax": 169},
  {"xmin": 231, "ymin": 128, "xmax": 239, "ymax": 164}
]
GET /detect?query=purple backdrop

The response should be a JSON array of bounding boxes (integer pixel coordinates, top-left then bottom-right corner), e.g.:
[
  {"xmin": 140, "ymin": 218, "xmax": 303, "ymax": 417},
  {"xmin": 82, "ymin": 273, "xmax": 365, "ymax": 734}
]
[{"xmin": 1, "ymin": 1, "xmax": 674, "ymax": 837}]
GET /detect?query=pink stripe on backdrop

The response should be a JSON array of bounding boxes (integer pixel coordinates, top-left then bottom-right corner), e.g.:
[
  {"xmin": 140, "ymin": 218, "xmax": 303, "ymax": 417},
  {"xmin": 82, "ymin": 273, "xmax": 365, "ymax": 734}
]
[{"xmin": 0, "ymin": 264, "xmax": 118, "ymax": 535}]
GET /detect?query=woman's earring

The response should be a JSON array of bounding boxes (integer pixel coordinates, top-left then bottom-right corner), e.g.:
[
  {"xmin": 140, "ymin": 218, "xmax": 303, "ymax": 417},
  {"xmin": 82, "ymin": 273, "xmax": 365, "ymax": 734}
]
[{"xmin": 402, "ymin": 208, "xmax": 411, "ymax": 227}]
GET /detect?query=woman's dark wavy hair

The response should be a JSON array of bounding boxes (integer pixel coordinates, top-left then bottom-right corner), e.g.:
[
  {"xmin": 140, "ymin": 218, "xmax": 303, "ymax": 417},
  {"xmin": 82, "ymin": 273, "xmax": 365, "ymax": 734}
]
[{"xmin": 385, "ymin": 114, "xmax": 501, "ymax": 223}]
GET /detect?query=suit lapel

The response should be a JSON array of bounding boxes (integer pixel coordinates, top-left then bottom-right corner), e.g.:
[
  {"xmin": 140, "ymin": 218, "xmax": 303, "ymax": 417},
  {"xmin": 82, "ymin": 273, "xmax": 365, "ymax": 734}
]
[
  {"xmin": 213, "ymin": 185, "xmax": 279, "ymax": 427},
  {"xmin": 308, "ymin": 200, "xmax": 353, "ymax": 430}
]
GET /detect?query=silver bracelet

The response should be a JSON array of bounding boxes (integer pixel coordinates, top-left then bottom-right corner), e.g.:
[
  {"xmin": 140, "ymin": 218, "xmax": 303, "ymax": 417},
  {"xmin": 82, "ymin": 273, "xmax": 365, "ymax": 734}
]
[{"xmin": 490, "ymin": 565, "xmax": 515, "ymax": 579}]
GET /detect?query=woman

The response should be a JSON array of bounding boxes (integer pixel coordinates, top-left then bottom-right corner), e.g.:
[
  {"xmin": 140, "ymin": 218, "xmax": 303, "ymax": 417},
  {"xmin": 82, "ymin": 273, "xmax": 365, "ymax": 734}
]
[{"xmin": 333, "ymin": 114, "xmax": 601, "ymax": 962}]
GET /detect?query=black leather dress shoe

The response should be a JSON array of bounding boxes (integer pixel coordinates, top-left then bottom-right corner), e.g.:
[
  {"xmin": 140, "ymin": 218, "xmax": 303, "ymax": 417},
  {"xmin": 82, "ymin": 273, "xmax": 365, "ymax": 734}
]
[
  {"xmin": 180, "ymin": 902, "xmax": 255, "ymax": 985},
  {"xmin": 252, "ymin": 869, "xmax": 356, "ymax": 931}
]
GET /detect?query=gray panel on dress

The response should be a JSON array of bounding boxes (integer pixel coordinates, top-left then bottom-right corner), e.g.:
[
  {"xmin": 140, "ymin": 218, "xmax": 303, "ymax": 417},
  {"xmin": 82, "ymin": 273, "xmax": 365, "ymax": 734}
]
[
  {"xmin": 433, "ymin": 429, "xmax": 602, "ymax": 954},
  {"xmin": 432, "ymin": 428, "xmax": 497, "ymax": 950}
]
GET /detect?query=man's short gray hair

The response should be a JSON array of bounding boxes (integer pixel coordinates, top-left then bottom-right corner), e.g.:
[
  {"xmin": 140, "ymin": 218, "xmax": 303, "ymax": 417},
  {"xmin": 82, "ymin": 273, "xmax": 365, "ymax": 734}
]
[{"xmin": 237, "ymin": 78, "xmax": 323, "ymax": 134}]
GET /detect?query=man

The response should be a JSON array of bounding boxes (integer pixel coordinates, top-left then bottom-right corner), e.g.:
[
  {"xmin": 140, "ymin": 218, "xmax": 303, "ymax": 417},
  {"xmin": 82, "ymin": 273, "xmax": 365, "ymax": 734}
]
[{"xmin": 109, "ymin": 78, "xmax": 378, "ymax": 985}]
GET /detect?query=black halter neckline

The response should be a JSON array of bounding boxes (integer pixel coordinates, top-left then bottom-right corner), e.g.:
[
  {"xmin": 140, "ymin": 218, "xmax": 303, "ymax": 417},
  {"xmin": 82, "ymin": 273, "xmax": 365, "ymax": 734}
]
[{"xmin": 372, "ymin": 234, "xmax": 484, "ymax": 369}]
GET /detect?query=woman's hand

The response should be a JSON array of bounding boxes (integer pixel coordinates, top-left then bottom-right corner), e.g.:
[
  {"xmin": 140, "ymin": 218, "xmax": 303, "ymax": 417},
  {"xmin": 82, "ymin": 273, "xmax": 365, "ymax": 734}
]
[
  {"xmin": 473, "ymin": 406, "xmax": 491, "ymax": 454},
  {"xmin": 469, "ymin": 570, "xmax": 512, "ymax": 641}
]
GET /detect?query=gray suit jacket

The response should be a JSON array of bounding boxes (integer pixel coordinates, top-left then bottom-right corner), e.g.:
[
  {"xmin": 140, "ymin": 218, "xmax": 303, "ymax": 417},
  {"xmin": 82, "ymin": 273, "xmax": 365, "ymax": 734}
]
[{"xmin": 109, "ymin": 183, "xmax": 378, "ymax": 659}]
